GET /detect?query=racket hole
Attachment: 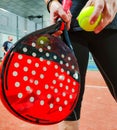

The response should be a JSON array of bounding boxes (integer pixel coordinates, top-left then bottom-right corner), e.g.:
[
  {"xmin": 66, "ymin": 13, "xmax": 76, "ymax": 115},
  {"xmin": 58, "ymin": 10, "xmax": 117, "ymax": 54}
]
[
  {"xmin": 45, "ymin": 53, "xmax": 50, "ymax": 57},
  {"xmin": 71, "ymin": 65, "xmax": 75, "ymax": 69},
  {"xmin": 59, "ymin": 83, "xmax": 63, "ymax": 88}
]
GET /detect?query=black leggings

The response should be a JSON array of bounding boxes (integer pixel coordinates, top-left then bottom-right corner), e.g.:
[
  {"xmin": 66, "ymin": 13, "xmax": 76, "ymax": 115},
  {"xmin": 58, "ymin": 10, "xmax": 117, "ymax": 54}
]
[{"xmin": 65, "ymin": 29, "xmax": 117, "ymax": 121}]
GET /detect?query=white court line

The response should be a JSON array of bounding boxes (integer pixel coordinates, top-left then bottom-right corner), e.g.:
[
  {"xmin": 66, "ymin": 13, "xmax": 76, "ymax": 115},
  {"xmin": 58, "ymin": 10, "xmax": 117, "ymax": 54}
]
[{"xmin": 86, "ymin": 85, "xmax": 107, "ymax": 89}]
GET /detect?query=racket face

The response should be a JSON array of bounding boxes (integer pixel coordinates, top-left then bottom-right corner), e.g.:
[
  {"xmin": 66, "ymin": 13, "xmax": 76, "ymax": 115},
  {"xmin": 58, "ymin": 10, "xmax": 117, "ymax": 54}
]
[{"xmin": 0, "ymin": 33, "xmax": 80, "ymax": 124}]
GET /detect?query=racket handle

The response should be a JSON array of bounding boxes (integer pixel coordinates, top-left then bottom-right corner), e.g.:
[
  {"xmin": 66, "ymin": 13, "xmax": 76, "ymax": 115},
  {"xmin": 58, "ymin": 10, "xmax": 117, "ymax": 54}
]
[{"xmin": 62, "ymin": 0, "xmax": 72, "ymax": 12}]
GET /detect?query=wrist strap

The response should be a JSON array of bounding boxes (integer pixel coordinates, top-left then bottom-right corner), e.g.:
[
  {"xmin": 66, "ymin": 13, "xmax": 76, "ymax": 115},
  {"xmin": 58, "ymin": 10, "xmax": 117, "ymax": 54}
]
[{"xmin": 47, "ymin": 0, "xmax": 60, "ymax": 13}]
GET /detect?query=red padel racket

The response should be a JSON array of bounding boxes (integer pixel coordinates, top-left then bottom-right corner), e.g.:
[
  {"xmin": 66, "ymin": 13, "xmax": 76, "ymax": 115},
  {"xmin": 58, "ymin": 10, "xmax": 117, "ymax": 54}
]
[{"xmin": 0, "ymin": 0, "xmax": 80, "ymax": 125}]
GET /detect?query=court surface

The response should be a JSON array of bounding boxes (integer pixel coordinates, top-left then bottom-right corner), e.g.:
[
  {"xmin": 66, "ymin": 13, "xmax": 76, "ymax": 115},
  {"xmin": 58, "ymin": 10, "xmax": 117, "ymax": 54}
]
[{"xmin": 0, "ymin": 70, "xmax": 117, "ymax": 130}]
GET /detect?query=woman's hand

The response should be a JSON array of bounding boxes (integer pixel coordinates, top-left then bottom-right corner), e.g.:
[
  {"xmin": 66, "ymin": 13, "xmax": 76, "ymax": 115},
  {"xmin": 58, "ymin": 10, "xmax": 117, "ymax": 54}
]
[
  {"xmin": 85, "ymin": 0, "xmax": 117, "ymax": 33},
  {"xmin": 49, "ymin": 0, "xmax": 72, "ymax": 36}
]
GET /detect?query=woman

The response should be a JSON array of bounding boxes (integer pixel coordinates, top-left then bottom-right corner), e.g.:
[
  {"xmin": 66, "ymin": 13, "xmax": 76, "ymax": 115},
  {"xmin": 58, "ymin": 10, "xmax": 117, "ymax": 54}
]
[{"xmin": 44, "ymin": 0, "xmax": 117, "ymax": 130}]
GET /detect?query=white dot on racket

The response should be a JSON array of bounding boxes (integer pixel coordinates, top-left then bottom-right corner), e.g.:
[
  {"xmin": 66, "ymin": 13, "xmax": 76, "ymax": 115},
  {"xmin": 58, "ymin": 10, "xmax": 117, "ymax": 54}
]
[
  {"xmin": 47, "ymin": 61, "xmax": 51, "ymax": 65},
  {"xmin": 32, "ymin": 52, "xmax": 36, "ymax": 57},
  {"xmin": 34, "ymin": 80, "xmax": 39, "ymax": 85},
  {"xmin": 66, "ymin": 63, "xmax": 69, "ymax": 67},
  {"xmin": 71, "ymin": 65, "xmax": 75, "ymax": 69},
  {"xmin": 73, "ymin": 73, "xmax": 78, "ymax": 80},
  {"xmin": 23, "ymin": 76, "xmax": 28, "ymax": 81},
  {"xmin": 59, "ymin": 106, "xmax": 63, "ymax": 112},
  {"xmin": 35, "ymin": 63, "xmax": 39, "ymax": 68},
  {"xmin": 27, "ymin": 59, "xmax": 32, "ymax": 64},
  {"xmin": 62, "ymin": 92, "xmax": 66, "ymax": 97},
  {"xmin": 23, "ymin": 67, "xmax": 28, "ymax": 72},
  {"xmin": 59, "ymin": 75, "xmax": 65, "ymax": 81},
  {"xmin": 55, "ymin": 73, "xmax": 59, "ymax": 77},
  {"xmin": 18, "ymin": 93, "xmax": 23, "ymax": 98},
  {"xmin": 32, "ymin": 70, "xmax": 36, "ymax": 75},
  {"xmin": 43, "ymin": 67, "xmax": 47, "ymax": 71},
  {"xmin": 65, "ymin": 85, "xmax": 69, "ymax": 90},
  {"xmin": 68, "ymin": 56, "xmax": 71, "ymax": 61},
  {"xmin": 12, "ymin": 71, "xmax": 18, "ymax": 77},
  {"xmin": 47, "ymin": 94, "xmax": 51, "ymax": 99},
  {"xmin": 73, "ymin": 81, "xmax": 77, "ymax": 86},
  {"xmin": 49, "ymin": 103, "xmax": 54, "ymax": 109},
  {"xmin": 53, "ymin": 55, "xmax": 57, "ymax": 59},
  {"xmin": 59, "ymin": 83, "xmax": 63, "ymax": 87},
  {"xmin": 29, "ymin": 97, "xmax": 35, "ymax": 102},
  {"xmin": 69, "ymin": 95, "xmax": 73, "ymax": 99},
  {"xmin": 45, "ymin": 84, "xmax": 49, "ymax": 89},
  {"xmin": 47, "ymin": 46, "xmax": 51, "ymax": 50},
  {"xmin": 61, "ymin": 54, "xmax": 65, "ymax": 58},
  {"xmin": 72, "ymin": 88, "xmax": 75, "ymax": 93},
  {"xmin": 54, "ymin": 65, "xmax": 58, "ymax": 69},
  {"xmin": 23, "ymin": 47, "xmax": 28, "ymax": 52},
  {"xmin": 32, "ymin": 42, "xmax": 36, "ymax": 47},
  {"xmin": 40, "ymin": 100, "xmax": 44, "ymax": 105},
  {"xmin": 60, "ymin": 60, "xmax": 63, "ymax": 65},
  {"xmin": 39, "ymin": 48, "xmax": 43, "ymax": 52},
  {"xmin": 52, "ymin": 80, "xmax": 56, "ymax": 85},
  {"xmin": 67, "ymin": 79, "xmax": 71, "ymax": 83},
  {"xmin": 40, "ymin": 57, "xmax": 44, "ymax": 62},
  {"xmin": 36, "ymin": 90, "xmax": 41, "ymax": 95},
  {"xmin": 67, "ymin": 71, "xmax": 70, "ymax": 75},
  {"xmin": 61, "ymin": 68, "xmax": 64, "ymax": 73},
  {"xmin": 26, "ymin": 86, "xmax": 31, "ymax": 91},
  {"xmin": 46, "ymin": 52, "xmax": 50, "ymax": 57},
  {"xmin": 40, "ymin": 74, "xmax": 44, "ymax": 79},
  {"xmin": 15, "ymin": 82, "xmax": 20, "ymax": 87},
  {"xmin": 54, "ymin": 88, "xmax": 58, "ymax": 93},
  {"xmin": 14, "ymin": 62, "xmax": 19, "ymax": 68},
  {"xmin": 64, "ymin": 100, "xmax": 68, "ymax": 105},
  {"xmin": 18, "ymin": 54, "xmax": 23, "ymax": 60},
  {"xmin": 56, "ymin": 97, "xmax": 60, "ymax": 102},
  {"xmin": 40, "ymin": 40, "xmax": 44, "ymax": 44}
]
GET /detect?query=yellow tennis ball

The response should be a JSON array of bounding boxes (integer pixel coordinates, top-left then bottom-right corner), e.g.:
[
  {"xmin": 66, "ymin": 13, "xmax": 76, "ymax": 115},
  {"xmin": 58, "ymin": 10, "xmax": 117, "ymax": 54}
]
[{"xmin": 77, "ymin": 6, "xmax": 101, "ymax": 31}]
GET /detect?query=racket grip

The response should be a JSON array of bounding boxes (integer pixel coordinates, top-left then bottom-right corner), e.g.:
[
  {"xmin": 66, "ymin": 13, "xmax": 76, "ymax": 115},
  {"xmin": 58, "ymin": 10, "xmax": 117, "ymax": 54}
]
[{"xmin": 62, "ymin": 0, "xmax": 72, "ymax": 12}]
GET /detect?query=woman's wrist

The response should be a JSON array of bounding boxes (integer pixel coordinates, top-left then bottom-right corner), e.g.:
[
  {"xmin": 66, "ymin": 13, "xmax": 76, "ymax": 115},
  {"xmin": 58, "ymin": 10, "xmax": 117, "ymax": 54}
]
[{"xmin": 47, "ymin": 0, "xmax": 60, "ymax": 12}]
